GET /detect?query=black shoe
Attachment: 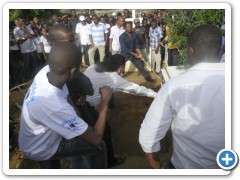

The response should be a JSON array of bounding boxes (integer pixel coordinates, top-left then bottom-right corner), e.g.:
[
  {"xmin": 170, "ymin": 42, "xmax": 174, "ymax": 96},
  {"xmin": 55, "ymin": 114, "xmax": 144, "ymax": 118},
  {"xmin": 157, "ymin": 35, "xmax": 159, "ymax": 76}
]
[
  {"xmin": 145, "ymin": 77, "xmax": 155, "ymax": 82},
  {"xmin": 107, "ymin": 155, "xmax": 126, "ymax": 168}
]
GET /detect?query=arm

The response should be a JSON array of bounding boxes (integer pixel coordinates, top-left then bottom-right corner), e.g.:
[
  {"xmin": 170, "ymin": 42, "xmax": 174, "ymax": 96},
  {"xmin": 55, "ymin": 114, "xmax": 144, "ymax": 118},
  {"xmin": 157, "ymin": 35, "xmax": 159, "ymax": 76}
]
[
  {"xmin": 130, "ymin": 51, "xmax": 140, "ymax": 59},
  {"xmin": 109, "ymin": 26, "xmax": 114, "ymax": 53},
  {"xmin": 89, "ymin": 34, "xmax": 94, "ymax": 49},
  {"xmin": 104, "ymin": 33, "xmax": 108, "ymax": 45},
  {"xmin": 16, "ymin": 38, "xmax": 28, "ymax": 44},
  {"xmin": 135, "ymin": 48, "xmax": 143, "ymax": 59},
  {"xmin": 75, "ymin": 24, "xmax": 81, "ymax": 46},
  {"xmin": 89, "ymin": 25, "xmax": 94, "ymax": 49},
  {"xmin": 14, "ymin": 30, "xmax": 29, "ymax": 44},
  {"xmin": 139, "ymin": 83, "xmax": 174, "ymax": 168},
  {"xmin": 40, "ymin": 37, "xmax": 47, "ymax": 60},
  {"xmin": 67, "ymin": 95, "xmax": 82, "ymax": 116},
  {"xmin": 115, "ymin": 75, "xmax": 157, "ymax": 98},
  {"xmin": 145, "ymin": 152, "xmax": 161, "ymax": 169},
  {"xmin": 133, "ymin": 34, "xmax": 143, "ymax": 59},
  {"xmin": 21, "ymin": 25, "xmax": 34, "ymax": 39},
  {"xmin": 145, "ymin": 30, "xmax": 149, "ymax": 54},
  {"xmin": 155, "ymin": 42, "xmax": 161, "ymax": 54},
  {"xmin": 79, "ymin": 86, "xmax": 112, "ymax": 146},
  {"xmin": 109, "ymin": 38, "xmax": 113, "ymax": 53},
  {"xmin": 104, "ymin": 24, "xmax": 109, "ymax": 44}
]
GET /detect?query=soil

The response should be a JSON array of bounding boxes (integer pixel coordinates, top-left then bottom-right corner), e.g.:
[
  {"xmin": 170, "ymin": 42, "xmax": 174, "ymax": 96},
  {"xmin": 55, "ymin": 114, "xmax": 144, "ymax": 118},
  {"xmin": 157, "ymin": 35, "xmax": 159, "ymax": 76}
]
[{"xmin": 9, "ymin": 71, "xmax": 173, "ymax": 169}]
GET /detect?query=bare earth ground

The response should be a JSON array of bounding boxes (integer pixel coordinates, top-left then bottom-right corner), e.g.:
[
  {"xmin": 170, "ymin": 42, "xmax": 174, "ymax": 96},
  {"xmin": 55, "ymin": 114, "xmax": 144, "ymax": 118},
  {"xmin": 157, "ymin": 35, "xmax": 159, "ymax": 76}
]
[{"xmin": 9, "ymin": 71, "xmax": 173, "ymax": 169}]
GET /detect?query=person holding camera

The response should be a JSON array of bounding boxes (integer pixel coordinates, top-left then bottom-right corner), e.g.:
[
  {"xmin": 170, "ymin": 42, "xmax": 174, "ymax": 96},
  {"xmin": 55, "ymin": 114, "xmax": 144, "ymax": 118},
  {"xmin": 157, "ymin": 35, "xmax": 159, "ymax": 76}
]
[{"xmin": 14, "ymin": 17, "xmax": 38, "ymax": 81}]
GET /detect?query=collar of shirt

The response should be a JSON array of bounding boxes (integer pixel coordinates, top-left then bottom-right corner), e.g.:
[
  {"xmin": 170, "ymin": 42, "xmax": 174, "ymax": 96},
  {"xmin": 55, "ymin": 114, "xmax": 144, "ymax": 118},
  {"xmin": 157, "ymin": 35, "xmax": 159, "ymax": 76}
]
[{"xmin": 122, "ymin": 31, "xmax": 137, "ymax": 37}]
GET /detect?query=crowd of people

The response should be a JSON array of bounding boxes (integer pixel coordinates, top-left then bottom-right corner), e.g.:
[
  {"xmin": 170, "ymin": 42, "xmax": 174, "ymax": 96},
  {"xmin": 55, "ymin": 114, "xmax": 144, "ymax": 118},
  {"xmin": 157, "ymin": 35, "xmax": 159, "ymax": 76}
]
[
  {"xmin": 10, "ymin": 9, "xmax": 225, "ymax": 169},
  {"xmin": 9, "ymin": 9, "xmax": 184, "ymax": 87}
]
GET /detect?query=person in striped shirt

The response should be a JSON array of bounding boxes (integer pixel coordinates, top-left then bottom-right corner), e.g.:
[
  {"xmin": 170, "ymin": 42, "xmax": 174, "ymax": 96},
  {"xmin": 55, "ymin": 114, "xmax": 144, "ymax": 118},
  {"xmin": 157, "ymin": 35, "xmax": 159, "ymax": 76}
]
[{"xmin": 88, "ymin": 14, "xmax": 109, "ymax": 65}]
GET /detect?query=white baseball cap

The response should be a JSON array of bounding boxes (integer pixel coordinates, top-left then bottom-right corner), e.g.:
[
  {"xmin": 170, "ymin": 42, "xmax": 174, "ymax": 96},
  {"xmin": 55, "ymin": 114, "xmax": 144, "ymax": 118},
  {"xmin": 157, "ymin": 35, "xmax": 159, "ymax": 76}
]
[{"xmin": 79, "ymin": 15, "xmax": 86, "ymax": 21}]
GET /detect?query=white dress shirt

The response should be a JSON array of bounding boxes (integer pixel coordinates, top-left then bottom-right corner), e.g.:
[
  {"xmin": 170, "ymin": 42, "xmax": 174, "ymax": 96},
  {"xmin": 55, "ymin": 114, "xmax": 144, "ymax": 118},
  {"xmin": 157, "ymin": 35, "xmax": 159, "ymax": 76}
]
[
  {"xmin": 75, "ymin": 23, "xmax": 91, "ymax": 45},
  {"xmin": 109, "ymin": 25, "xmax": 125, "ymax": 51},
  {"xmin": 84, "ymin": 65, "xmax": 157, "ymax": 107},
  {"xmin": 13, "ymin": 26, "xmax": 36, "ymax": 53},
  {"xmin": 139, "ymin": 63, "xmax": 225, "ymax": 169}
]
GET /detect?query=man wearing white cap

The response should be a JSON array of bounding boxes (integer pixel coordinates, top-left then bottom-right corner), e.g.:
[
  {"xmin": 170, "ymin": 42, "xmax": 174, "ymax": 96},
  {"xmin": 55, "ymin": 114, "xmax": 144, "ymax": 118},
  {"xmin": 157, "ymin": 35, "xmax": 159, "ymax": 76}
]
[{"xmin": 75, "ymin": 15, "xmax": 91, "ymax": 66}]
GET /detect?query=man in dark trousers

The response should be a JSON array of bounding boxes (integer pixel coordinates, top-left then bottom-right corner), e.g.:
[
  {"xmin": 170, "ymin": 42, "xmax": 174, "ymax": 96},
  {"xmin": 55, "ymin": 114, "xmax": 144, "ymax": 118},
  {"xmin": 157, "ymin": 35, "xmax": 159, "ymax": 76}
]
[{"xmin": 119, "ymin": 21, "xmax": 154, "ymax": 82}]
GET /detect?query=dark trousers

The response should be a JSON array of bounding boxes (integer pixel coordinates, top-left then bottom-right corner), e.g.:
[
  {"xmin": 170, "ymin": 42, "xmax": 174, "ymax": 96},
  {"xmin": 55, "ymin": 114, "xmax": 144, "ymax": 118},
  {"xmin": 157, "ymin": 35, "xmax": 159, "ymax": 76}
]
[
  {"xmin": 9, "ymin": 50, "xmax": 25, "ymax": 86},
  {"xmin": 130, "ymin": 58, "xmax": 151, "ymax": 80},
  {"xmin": 50, "ymin": 137, "xmax": 107, "ymax": 169},
  {"xmin": 21, "ymin": 51, "xmax": 38, "ymax": 81},
  {"xmin": 82, "ymin": 45, "xmax": 90, "ymax": 66},
  {"xmin": 168, "ymin": 48, "xmax": 180, "ymax": 66}
]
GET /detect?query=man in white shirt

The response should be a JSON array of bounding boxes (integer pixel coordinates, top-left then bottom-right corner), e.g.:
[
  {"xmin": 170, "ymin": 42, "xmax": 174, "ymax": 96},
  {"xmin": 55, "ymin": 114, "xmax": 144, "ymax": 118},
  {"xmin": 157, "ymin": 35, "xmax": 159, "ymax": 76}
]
[
  {"xmin": 76, "ymin": 15, "xmax": 91, "ymax": 66},
  {"xmin": 18, "ymin": 42, "xmax": 112, "ymax": 169},
  {"xmin": 139, "ymin": 24, "xmax": 225, "ymax": 169},
  {"xmin": 14, "ymin": 17, "xmax": 38, "ymax": 81},
  {"xmin": 84, "ymin": 54, "xmax": 157, "ymax": 107},
  {"xmin": 109, "ymin": 17, "xmax": 125, "ymax": 55}
]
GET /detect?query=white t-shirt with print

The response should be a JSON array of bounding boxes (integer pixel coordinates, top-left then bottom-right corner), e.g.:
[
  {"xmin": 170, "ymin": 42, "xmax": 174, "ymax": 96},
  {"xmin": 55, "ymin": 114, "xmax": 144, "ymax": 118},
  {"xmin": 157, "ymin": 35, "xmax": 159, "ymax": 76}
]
[{"xmin": 18, "ymin": 65, "xmax": 88, "ymax": 161}]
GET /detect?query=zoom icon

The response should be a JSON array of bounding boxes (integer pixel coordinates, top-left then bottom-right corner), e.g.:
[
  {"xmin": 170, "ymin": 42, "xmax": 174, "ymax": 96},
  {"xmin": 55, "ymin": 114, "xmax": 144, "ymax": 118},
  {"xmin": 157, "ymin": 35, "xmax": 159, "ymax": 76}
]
[{"xmin": 217, "ymin": 149, "xmax": 238, "ymax": 170}]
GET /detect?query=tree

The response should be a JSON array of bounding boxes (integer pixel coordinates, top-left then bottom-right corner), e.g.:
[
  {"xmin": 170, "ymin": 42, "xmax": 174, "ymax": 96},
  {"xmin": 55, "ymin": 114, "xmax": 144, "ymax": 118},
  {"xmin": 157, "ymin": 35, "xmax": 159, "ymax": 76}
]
[
  {"xmin": 164, "ymin": 9, "xmax": 225, "ymax": 65},
  {"xmin": 9, "ymin": 9, "xmax": 61, "ymax": 23}
]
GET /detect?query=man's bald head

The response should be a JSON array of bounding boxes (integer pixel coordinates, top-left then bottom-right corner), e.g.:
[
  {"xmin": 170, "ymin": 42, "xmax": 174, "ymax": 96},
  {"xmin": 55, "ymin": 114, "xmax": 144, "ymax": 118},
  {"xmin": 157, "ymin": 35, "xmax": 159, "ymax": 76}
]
[{"xmin": 48, "ymin": 42, "xmax": 81, "ymax": 75}]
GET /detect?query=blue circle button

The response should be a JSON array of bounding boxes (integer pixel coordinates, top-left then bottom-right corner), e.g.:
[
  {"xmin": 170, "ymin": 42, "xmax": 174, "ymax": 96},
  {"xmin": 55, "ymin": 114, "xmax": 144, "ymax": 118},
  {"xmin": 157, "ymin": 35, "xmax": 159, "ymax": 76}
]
[{"xmin": 217, "ymin": 149, "xmax": 238, "ymax": 170}]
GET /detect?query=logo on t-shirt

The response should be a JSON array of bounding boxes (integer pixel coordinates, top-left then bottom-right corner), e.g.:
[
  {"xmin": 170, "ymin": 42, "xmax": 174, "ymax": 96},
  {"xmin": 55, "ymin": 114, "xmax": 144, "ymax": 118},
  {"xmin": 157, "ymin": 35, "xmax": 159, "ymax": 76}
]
[{"xmin": 61, "ymin": 117, "xmax": 80, "ymax": 131}]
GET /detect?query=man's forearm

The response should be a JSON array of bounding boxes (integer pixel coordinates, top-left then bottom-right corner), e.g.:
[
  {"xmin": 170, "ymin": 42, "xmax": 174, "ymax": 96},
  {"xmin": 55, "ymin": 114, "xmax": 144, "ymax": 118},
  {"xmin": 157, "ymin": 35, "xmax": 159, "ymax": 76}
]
[
  {"xmin": 93, "ymin": 100, "xmax": 108, "ymax": 141},
  {"xmin": 109, "ymin": 38, "xmax": 113, "ymax": 49},
  {"xmin": 145, "ymin": 152, "xmax": 161, "ymax": 169},
  {"xmin": 89, "ymin": 35, "xmax": 93, "ymax": 44}
]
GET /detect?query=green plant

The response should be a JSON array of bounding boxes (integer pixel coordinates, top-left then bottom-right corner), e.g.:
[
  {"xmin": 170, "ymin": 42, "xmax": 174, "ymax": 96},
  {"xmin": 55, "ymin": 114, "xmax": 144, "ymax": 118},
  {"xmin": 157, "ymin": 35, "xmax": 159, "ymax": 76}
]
[
  {"xmin": 9, "ymin": 9, "xmax": 62, "ymax": 23},
  {"xmin": 164, "ymin": 9, "xmax": 225, "ymax": 65}
]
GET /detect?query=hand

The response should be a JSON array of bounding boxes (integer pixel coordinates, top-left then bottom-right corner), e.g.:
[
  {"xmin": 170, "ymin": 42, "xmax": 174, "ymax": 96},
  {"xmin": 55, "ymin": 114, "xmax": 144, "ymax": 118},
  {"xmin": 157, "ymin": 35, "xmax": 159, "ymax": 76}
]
[
  {"xmin": 109, "ymin": 46, "xmax": 112, "ymax": 53},
  {"xmin": 130, "ymin": 52, "xmax": 138, "ymax": 59},
  {"xmin": 44, "ymin": 55, "xmax": 48, "ymax": 60},
  {"xmin": 138, "ymin": 53, "xmax": 143, "ymax": 60},
  {"xmin": 100, "ymin": 86, "xmax": 112, "ymax": 104},
  {"xmin": 20, "ymin": 25, "xmax": 26, "ymax": 31},
  {"xmin": 89, "ymin": 44, "xmax": 94, "ymax": 49},
  {"xmin": 155, "ymin": 48, "xmax": 159, "ymax": 54},
  {"xmin": 76, "ymin": 95, "xmax": 86, "ymax": 106},
  {"xmin": 25, "ymin": 34, "xmax": 30, "ymax": 39},
  {"xmin": 159, "ymin": 42, "xmax": 164, "ymax": 47}
]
